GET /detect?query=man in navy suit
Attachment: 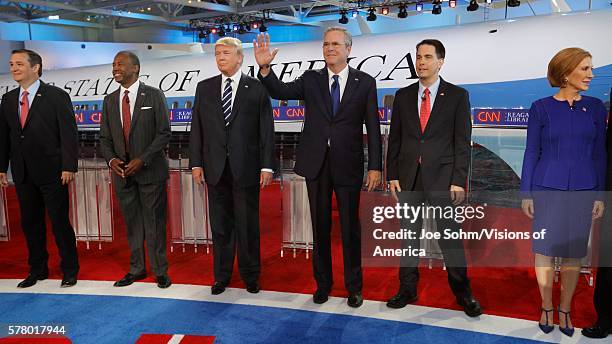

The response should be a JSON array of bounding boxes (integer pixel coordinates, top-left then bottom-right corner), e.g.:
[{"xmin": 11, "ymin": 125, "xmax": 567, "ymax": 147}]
[
  {"xmin": 0, "ymin": 49, "xmax": 79, "ymax": 288},
  {"xmin": 386, "ymin": 39, "xmax": 481, "ymax": 317},
  {"xmin": 254, "ymin": 27, "xmax": 382, "ymax": 308}
]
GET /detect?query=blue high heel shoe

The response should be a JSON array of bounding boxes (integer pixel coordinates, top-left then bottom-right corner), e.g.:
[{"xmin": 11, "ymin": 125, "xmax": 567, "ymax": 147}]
[
  {"xmin": 538, "ymin": 308, "xmax": 554, "ymax": 334},
  {"xmin": 558, "ymin": 308, "xmax": 575, "ymax": 337}
]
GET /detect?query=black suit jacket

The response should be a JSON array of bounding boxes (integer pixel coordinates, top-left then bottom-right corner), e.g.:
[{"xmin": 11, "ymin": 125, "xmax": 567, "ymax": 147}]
[
  {"xmin": 0, "ymin": 81, "xmax": 78, "ymax": 185},
  {"xmin": 99, "ymin": 82, "xmax": 171, "ymax": 185},
  {"xmin": 189, "ymin": 73, "xmax": 276, "ymax": 187},
  {"xmin": 386, "ymin": 78, "xmax": 472, "ymax": 191},
  {"xmin": 259, "ymin": 67, "xmax": 382, "ymax": 187}
]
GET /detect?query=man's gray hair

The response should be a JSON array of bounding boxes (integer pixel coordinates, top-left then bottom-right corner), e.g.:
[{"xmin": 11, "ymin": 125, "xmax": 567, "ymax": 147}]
[{"xmin": 324, "ymin": 27, "xmax": 352, "ymax": 47}]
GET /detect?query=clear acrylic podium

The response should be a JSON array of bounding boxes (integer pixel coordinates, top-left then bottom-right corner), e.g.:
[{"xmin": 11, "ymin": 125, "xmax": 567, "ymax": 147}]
[
  {"xmin": 167, "ymin": 159, "xmax": 212, "ymax": 253},
  {"xmin": 281, "ymin": 173, "xmax": 313, "ymax": 258},
  {"xmin": 0, "ymin": 186, "xmax": 9, "ymax": 241},
  {"xmin": 69, "ymin": 158, "xmax": 114, "ymax": 249}
]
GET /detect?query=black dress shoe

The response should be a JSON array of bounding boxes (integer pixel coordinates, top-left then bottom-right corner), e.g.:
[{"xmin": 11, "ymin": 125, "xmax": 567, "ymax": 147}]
[
  {"xmin": 348, "ymin": 292, "xmax": 363, "ymax": 308},
  {"xmin": 113, "ymin": 272, "xmax": 146, "ymax": 287},
  {"xmin": 156, "ymin": 275, "xmax": 172, "ymax": 289},
  {"xmin": 386, "ymin": 290, "xmax": 417, "ymax": 309},
  {"xmin": 211, "ymin": 282, "xmax": 227, "ymax": 295},
  {"xmin": 246, "ymin": 282, "xmax": 260, "ymax": 294},
  {"xmin": 17, "ymin": 272, "xmax": 49, "ymax": 288},
  {"xmin": 582, "ymin": 324, "xmax": 612, "ymax": 339},
  {"xmin": 456, "ymin": 294, "xmax": 482, "ymax": 317},
  {"xmin": 313, "ymin": 289, "xmax": 329, "ymax": 304},
  {"xmin": 60, "ymin": 276, "xmax": 77, "ymax": 288}
]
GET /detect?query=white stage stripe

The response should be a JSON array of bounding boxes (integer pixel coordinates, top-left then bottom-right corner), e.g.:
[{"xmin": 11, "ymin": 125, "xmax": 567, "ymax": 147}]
[
  {"xmin": 168, "ymin": 334, "xmax": 184, "ymax": 344},
  {"xmin": 0, "ymin": 279, "xmax": 600, "ymax": 343}
]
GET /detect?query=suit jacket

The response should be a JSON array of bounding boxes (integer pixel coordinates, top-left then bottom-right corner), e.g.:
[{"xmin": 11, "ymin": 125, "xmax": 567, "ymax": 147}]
[
  {"xmin": 99, "ymin": 82, "xmax": 171, "ymax": 185},
  {"xmin": 188, "ymin": 73, "xmax": 276, "ymax": 187},
  {"xmin": 259, "ymin": 67, "xmax": 382, "ymax": 186},
  {"xmin": 0, "ymin": 81, "xmax": 78, "ymax": 185},
  {"xmin": 520, "ymin": 96, "xmax": 607, "ymax": 196},
  {"xmin": 386, "ymin": 78, "xmax": 472, "ymax": 191}
]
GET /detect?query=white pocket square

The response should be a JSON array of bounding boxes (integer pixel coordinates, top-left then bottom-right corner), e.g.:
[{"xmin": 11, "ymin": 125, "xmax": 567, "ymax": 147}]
[{"xmin": 141, "ymin": 106, "xmax": 152, "ymax": 110}]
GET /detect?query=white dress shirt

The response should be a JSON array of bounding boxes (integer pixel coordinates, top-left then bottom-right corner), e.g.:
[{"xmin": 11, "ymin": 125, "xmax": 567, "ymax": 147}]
[
  {"xmin": 18, "ymin": 79, "xmax": 41, "ymax": 117},
  {"xmin": 118, "ymin": 81, "xmax": 140, "ymax": 127},
  {"xmin": 327, "ymin": 64, "xmax": 349, "ymax": 101},
  {"xmin": 417, "ymin": 77, "xmax": 440, "ymax": 114},
  {"xmin": 221, "ymin": 70, "xmax": 242, "ymax": 110}
]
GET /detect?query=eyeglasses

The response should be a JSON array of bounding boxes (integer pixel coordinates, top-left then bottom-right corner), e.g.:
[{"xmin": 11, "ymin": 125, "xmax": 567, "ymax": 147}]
[{"xmin": 323, "ymin": 42, "xmax": 346, "ymax": 48}]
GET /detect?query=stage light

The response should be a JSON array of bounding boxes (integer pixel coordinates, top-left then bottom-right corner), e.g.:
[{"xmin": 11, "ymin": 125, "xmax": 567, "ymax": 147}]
[
  {"xmin": 366, "ymin": 8, "xmax": 377, "ymax": 21},
  {"xmin": 398, "ymin": 4, "xmax": 408, "ymax": 18},
  {"xmin": 351, "ymin": 10, "xmax": 358, "ymax": 18},
  {"xmin": 339, "ymin": 10, "xmax": 349, "ymax": 24},
  {"xmin": 467, "ymin": 0, "xmax": 479, "ymax": 11},
  {"xmin": 211, "ymin": 27, "xmax": 218, "ymax": 34},
  {"xmin": 233, "ymin": 24, "xmax": 239, "ymax": 32},
  {"xmin": 486, "ymin": 0, "xmax": 492, "ymax": 4},
  {"xmin": 251, "ymin": 22, "xmax": 259, "ymax": 29},
  {"xmin": 381, "ymin": 7, "xmax": 390, "ymax": 15},
  {"xmin": 507, "ymin": 0, "xmax": 521, "ymax": 6},
  {"xmin": 432, "ymin": 1, "xmax": 442, "ymax": 14},
  {"xmin": 449, "ymin": 0, "xmax": 457, "ymax": 8},
  {"xmin": 416, "ymin": 2, "xmax": 423, "ymax": 12},
  {"xmin": 259, "ymin": 21, "xmax": 267, "ymax": 32},
  {"xmin": 48, "ymin": 15, "xmax": 60, "ymax": 20}
]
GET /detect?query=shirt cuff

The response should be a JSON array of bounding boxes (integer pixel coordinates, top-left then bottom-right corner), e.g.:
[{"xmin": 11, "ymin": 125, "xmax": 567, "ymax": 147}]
[
  {"xmin": 108, "ymin": 158, "xmax": 117, "ymax": 168},
  {"xmin": 192, "ymin": 167, "xmax": 202, "ymax": 170},
  {"xmin": 261, "ymin": 168, "xmax": 274, "ymax": 173}
]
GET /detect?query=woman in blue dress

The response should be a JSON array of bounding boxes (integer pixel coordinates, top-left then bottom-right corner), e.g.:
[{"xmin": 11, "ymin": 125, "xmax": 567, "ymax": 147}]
[{"xmin": 520, "ymin": 47, "xmax": 607, "ymax": 337}]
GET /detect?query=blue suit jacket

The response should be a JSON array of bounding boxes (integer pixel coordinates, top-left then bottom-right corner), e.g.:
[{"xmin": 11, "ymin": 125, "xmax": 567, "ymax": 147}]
[{"xmin": 520, "ymin": 96, "xmax": 607, "ymax": 197}]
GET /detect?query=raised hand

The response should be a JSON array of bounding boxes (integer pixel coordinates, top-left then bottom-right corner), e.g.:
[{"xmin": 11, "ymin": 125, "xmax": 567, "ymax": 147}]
[{"xmin": 253, "ymin": 33, "xmax": 279, "ymax": 72}]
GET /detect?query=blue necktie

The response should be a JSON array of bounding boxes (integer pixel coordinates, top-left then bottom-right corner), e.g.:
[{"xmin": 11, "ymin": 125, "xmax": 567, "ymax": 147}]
[
  {"xmin": 222, "ymin": 78, "xmax": 232, "ymax": 126},
  {"xmin": 331, "ymin": 75, "xmax": 340, "ymax": 117}
]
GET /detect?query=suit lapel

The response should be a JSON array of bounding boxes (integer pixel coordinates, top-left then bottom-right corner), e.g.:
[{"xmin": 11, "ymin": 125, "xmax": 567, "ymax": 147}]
[
  {"xmin": 227, "ymin": 74, "xmax": 248, "ymax": 125},
  {"xmin": 318, "ymin": 69, "xmax": 333, "ymax": 120},
  {"xmin": 212, "ymin": 75, "xmax": 223, "ymax": 123},
  {"xmin": 22, "ymin": 81, "xmax": 45, "ymax": 129},
  {"xmin": 423, "ymin": 78, "xmax": 448, "ymax": 136},
  {"xmin": 129, "ymin": 82, "xmax": 146, "ymax": 137},
  {"xmin": 108, "ymin": 89, "xmax": 127, "ymax": 152},
  {"xmin": 335, "ymin": 68, "xmax": 359, "ymax": 119},
  {"xmin": 6, "ymin": 90, "xmax": 20, "ymax": 130},
  {"xmin": 407, "ymin": 84, "xmax": 421, "ymax": 135}
]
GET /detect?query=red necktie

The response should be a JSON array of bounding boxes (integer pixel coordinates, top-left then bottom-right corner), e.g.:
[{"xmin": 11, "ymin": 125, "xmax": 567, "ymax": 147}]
[
  {"xmin": 122, "ymin": 90, "xmax": 131, "ymax": 148},
  {"xmin": 20, "ymin": 91, "xmax": 29, "ymax": 128},
  {"xmin": 420, "ymin": 88, "xmax": 431, "ymax": 133}
]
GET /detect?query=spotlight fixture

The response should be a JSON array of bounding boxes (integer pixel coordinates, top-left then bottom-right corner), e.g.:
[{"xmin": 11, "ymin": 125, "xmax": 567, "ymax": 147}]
[
  {"xmin": 432, "ymin": 1, "xmax": 442, "ymax": 14},
  {"xmin": 467, "ymin": 0, "xmax": 479, "ymax": 11},
  {"xmin": 449, "ymin": 0, "xmax": 457, "ymax": 8},
  {"xmin": 366, "ymin": 7, "xmax": 377, "ymax": 21},
  {"xmin": 507, "ymin": 0, "xmax": 521, "ymax": 6},
  {"xmin": 251, "ymin": 22, "xmax": 259, "ymax": 29},
  {"xmin": 486, "ymin": 0, "xmax": 492, "ymax": 4},
  {"xmin": 233, "ymin": 24, "xmax": 239, "ymax": 32},
  {"xmin": 211, "ymin": 27, "xmax": 218, "ymax": 34},
  {"xmin": 351, "ymin": 10, "xmax": 358, "ymax": 18},
  {"xmin": 381, "ymin": 7, "xmax": 390, "ymax": 15},
  {"xmin": 339, "ymin": 10, "xmax": 349, "ymax": 24},
  {"xmin": 398, "ymin": 3, "xmax": 408, "ymax": 18},
  {"xmin": 416, "ymin": 2, "xmax": 423, "ymax": 12},
  {"xmin": 259, "ymin": 21, "xmax": 267, "ymax": 32}
]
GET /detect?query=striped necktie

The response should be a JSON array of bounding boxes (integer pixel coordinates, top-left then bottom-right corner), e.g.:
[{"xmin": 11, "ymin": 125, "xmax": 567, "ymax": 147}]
[{"xmin": 222, "ymin": 78, "xmax": 233, "ymax": 127}]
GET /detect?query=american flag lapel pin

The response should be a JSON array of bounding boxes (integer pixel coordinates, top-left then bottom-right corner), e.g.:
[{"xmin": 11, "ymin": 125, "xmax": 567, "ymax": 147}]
[
  {"xmin": 141, "ymin": 92, "xmax": 145, "ymax": 96},
  {"xmin": 245, "ymin": 84, "xmax": 249, "ymax": 88},
  {"xmin": 355, "ymin": 78, "xmax": 359, "ymax": 82},
  {"xmin": 440, "ymin": 92, "xmax": 445, "ymax": 96},
  {"xmin": 582, "ymin": 107, "xmax": 587, "ymax": 112}
]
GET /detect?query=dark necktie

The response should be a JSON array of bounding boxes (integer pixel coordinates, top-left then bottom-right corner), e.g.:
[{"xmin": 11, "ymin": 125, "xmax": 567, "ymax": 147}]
[
  {"xmin": 122, "ymin": 90, "xmax": 131, "ymax": 147},
  {"xmin": 331, "ymin": 75, "xmax": 340, "ymax": 117},
  {"xmin": 222, "ymin": 78, "xmax": 233, "ymax": 126}
]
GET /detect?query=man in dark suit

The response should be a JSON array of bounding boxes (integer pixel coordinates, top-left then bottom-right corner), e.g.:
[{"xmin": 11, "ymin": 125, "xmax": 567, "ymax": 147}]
[
  {"xmin": 99, "ymin": 51, "xmax": 172, "ymax": 289},
  {"xmin": 190, "ymin": 37, "xmax": 275, "ymax": 295},
  {"xmin": 582, "ymin": 90, "xmax": 612, "ymax": 339},
  {"xmin": 253, "ymin": 28, "xmax": 382, "ymax": 307},
  {"xmin": 0, "ymin": 49, "xmax": 79, "ymax": 288},
  {"xmin": 386, "ymin": 39, "xmax": 481, "ymax": 317}
]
